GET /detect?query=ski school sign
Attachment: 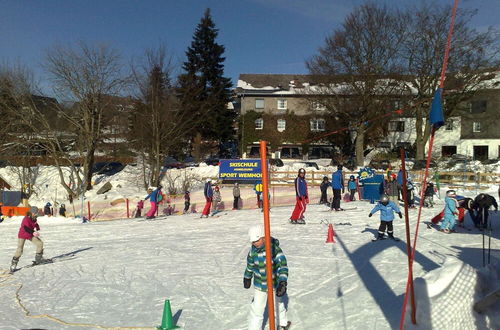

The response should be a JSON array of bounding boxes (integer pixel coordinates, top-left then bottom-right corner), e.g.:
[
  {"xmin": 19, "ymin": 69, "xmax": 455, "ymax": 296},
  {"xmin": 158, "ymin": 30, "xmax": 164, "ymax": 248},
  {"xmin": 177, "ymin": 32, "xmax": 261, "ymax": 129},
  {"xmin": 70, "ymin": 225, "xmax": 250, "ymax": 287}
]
[{"xmin": 219, "ymin": 159, "xmax": 262, "ymax": 180}]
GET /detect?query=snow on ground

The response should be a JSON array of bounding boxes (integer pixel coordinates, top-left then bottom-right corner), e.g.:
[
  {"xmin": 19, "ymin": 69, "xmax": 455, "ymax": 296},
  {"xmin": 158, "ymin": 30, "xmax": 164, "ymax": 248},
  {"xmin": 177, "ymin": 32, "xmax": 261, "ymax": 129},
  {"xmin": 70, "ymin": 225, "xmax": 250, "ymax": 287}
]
[{"xmin": 1, "ymin": 185, "xmax": 499, "ymax": 329}]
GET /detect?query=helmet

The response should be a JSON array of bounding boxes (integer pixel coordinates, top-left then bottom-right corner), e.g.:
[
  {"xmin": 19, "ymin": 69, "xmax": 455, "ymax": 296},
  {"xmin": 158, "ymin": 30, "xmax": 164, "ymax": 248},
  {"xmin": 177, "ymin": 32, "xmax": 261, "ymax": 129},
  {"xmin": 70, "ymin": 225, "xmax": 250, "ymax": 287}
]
[
  {"xmin": 323, "ymin": 176, "xmax": 328, "ymax": 181},
  {"xmin": 46, "ymin": 202, "xmax": 52, "ymax": 206},
  {"xmin": 298, "ymin": 168, "xmax": 306, "ymax": 175},
  {"xmin": 29, "ymin": 206, "xmax": 39, "ymax": 215},
  {"xmin": 248, "ymin": 225, "xmax": 264, "ymax": 243},
  {"xmin": 350, "ymin": 175, "xmax": 355, "ymax": 180},
  {"xmin": 206, "ymin": 178, "xmax": 212, "ymax": 183},
  {"xmin": 446, "ymin": 190, "xmax": 456, "ymax": 197},
  {"xmin": 337, "ymin": 165, "xmax": 343, "ymax": 171},
  {"xmin": 380, "ymin": 195, "xmax": 389, "ymax": 205}
]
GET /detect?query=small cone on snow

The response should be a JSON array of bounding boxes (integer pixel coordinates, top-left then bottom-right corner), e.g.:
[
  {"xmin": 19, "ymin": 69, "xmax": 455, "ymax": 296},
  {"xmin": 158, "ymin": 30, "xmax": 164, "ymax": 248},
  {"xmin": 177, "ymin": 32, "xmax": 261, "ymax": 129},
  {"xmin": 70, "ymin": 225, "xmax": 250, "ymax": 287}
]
[
  {"xmin": 157, "ymin": 299, "xmax": 179, "ymax": 329},
  {"xmin": 326, "ymin": 223, "xmax": 335, "ymax": 243}
]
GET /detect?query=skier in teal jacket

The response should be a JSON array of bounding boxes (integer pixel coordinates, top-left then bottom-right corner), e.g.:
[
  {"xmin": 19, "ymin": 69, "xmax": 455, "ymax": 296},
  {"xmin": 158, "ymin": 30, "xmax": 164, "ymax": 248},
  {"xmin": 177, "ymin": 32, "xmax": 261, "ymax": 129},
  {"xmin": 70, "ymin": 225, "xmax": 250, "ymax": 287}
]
[{"xmin": 369, "ymin": 195, "xmax": 402, "ymax": 240}]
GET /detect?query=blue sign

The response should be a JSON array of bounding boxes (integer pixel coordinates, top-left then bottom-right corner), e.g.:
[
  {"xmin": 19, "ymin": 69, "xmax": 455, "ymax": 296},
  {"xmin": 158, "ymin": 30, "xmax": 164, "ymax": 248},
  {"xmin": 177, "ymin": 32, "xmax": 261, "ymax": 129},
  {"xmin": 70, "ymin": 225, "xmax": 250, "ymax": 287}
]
[
  {"xmin": 361, "ymin": 174, "xmax": 385, "ymax": 201},
  {"xmin": 219, "ymin": 159, "xmax": 262, "ymax": 180},
  {"xmin": 358, "ymin": 167, "xmax": 376, "ymax": 182}
]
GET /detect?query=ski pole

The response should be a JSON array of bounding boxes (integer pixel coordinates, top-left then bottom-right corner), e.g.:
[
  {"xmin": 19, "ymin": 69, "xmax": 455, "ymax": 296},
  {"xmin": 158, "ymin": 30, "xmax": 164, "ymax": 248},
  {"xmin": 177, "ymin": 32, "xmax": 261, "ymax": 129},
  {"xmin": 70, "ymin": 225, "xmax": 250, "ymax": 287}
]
[{"xmin": 482, "ymin": 208, "xmax": 485, "ymax": 267}]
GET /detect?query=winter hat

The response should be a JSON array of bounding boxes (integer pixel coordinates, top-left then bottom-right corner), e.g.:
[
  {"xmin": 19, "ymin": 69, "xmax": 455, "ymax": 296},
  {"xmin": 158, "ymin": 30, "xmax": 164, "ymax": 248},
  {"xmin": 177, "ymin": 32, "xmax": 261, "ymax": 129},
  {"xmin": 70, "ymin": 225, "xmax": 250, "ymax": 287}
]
[
  {"xmin": 323, "ymin": 176, "xmax": 328, "ymax": 181},
  {"xmin": 446, "ymin": 190, "xmax": 456, "ymax": 197},
  {"xmin": 248, "ymin": 225, "xmax": 264, "ymax": 243},
  {"xmin": 29, "ymin": 206, "xmax": 39, "ymax": 215},
  {"xmin": 206, "ymin": 178, "xmax": 212, "ymax": 183},
  {"xmin": 298, "ymin": 168, "xmax": 306, "ymax": 175},
  {"xmin": 337, "ymin": 165, "xmax": 343, "ymax": 171},
  {"xmin": 350, "ymin": 175, "xmax": 355, "ymax": 180},
  {"xmin": 46, "ymin": 202, "xmax": 52, "ymax": 206}
]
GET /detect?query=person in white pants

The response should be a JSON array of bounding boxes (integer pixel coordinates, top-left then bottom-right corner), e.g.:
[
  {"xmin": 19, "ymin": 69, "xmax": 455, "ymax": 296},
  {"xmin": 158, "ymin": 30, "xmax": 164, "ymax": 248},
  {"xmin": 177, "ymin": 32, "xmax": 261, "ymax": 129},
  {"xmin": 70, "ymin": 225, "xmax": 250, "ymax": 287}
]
[{"xmin": 244, "ymin": 225, "xmax": 289, "ymax": 330}]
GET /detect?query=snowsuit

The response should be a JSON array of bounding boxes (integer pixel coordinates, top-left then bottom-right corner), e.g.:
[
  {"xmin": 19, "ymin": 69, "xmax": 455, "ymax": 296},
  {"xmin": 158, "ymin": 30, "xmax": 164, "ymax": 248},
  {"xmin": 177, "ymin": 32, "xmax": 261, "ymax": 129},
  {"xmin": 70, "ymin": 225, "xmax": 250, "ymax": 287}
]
[
  {"xmin": 319, "ymin": 180, "xmax": 330, "ymax": 204},
  {"xmin": 370, "ymin": 201, "xmax": 401, "ymax": 238},
  {"xmin": 202, "ymin": 182, "xmax": 213, "ymax": 216},
  {"xmin": 331, "ymin": 170, "xmax": 344, "ymax": 210},
  {"xmin": 424, "ymin": 183, "xmax": 436, "ymax": 207},
  {"xmin": 135, "ymin": 200, "xmax": 144, "ymax": 218},
  {"xmin": 290, "ymin": 176, "xmax": 308, "ymax": 221},
  {"xmin": 431, "ymin": 196, "xmax": 472, "ymax": 226},
  {"xmin": 145, "ymin": 188, "xmax": 161, "ymax": 218},
  {"xmin": 183, "ymin": 192, "xmax": 190, "ymax": 213},
  {"xmin": 439, "ymin": 196, "xmax": 458, "ymax": 231},
  {"xmin": 43, "ymin": 204, "xmax": 52, "ymax": 216},
  {"xmin": 212, "ymin": 190, "xmax": 221, "ymax": 215},
  {"xmin": 59, "ymin": 205, "xmax": 66, "ymax": 217},
  {"xmin": 472, "ymin": 194, "xmax": 498, "ymax": 229},
  {"xmin": 348, "ymin": 179, "xmax": 357, "ymax": 201},
  {"xmin": 244, "ymin": 238, "xmax": 288, "ymax": 330},
  {"xmin": 14, "ymin": 215, "xmax": 43, "ymax": 259},
  {"xmin": 254, "ymin": 183, "xmax": 263, "ymax": 208},
  {"xmin": 233, "ymin": 185, "xmax": 240, "ymax": 210}
]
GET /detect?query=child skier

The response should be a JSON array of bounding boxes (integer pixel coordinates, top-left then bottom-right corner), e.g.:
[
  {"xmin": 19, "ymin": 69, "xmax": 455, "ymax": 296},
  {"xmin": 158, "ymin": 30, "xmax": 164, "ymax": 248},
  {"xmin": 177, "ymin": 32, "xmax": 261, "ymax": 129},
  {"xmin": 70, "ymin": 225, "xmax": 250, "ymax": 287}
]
[
  {"xmin": 43, "ymin": 202, "xmax": 52, "ymax": 216},
  {"xmin": 368, "ymin": 195, "xmax": 402, "ymax": 241},
  {"xmin": 233, "ymin": 183, "xmax": 241, "ymax": 210},
  {"xmin": 347, "ymin": 175, "xmax": 357, "ymax": 201},
  {"xmin": 201, "ymin": 179, "xmax": 213, "ymax": 218},
  {"xmin": 135, "ymin": 200, "xmax": 144, "ymax": 218},
  {"xmin": 424, "ymin": 182, "xmax": 436, "ymax": 208},
  {"xmin": 290, "ymin": 168, "xmax": 308, "ymax": 224},
  {"xmin": 440, "ymin": 190, "xmax": 459, "ymax": 233},
  {"xmin": 244, "ymin": 225, "xmax": 290, "ymax": 330},
  {"xmin": 10, "ymin": 206, "xmax": 51, "ymax": 273},
  {"xmin": 183, "ymin": 191, "xmax": 190, "ymax": 214},
  {"xmin": 319, "ymin": 176, "xmax": 330, "ymax": 205},
  {"xmin": 384, "ymin": 174, "xmax": 399, "ymax": 205},
  {"xmin": 211, "ymin": 185, "xmax": 222, "ymax": 216},
  {"xmin": 59, "ymin": 203, "xmax": 66, "ymax": 217},
  {"xmin": 144, "ymin": 185, "xmax": 162, "ymax": 219}
]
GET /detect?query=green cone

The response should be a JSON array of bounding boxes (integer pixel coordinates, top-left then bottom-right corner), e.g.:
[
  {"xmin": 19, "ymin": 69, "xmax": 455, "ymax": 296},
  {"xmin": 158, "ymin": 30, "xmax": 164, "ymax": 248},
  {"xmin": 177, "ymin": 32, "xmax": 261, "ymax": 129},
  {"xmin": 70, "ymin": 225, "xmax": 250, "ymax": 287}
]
[{"xmin": 157, "ymin": 299, "xmax": 179, "ymax": 329}]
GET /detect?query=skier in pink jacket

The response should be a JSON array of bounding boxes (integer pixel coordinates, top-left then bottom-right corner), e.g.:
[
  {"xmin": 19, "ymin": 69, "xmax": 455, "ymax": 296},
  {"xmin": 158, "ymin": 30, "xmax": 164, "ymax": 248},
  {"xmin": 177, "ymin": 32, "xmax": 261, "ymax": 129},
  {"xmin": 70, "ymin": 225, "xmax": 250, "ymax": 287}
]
[{"xmin": 10, "ymin": 206, "xmax": 50, "ymax": 273}]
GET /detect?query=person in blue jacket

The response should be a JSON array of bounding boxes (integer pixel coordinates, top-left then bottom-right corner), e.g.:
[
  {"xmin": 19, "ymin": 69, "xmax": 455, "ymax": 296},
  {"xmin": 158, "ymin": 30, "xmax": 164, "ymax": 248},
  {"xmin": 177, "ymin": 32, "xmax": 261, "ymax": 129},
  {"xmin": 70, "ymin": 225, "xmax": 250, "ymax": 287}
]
[
  {"xmin": 290, "ymin": 168, "xmax": 308, "ymax": 224},
  {"xmin": 347, "ymin": 175, "xmax": 357, "ymax": 201},
  {"xmin": 144, "ymin": 185, "xmax": 162, "ymax": 219},
  {"xmin": 201, "ymin": 178, "xmax": 214, "ymax": 218},
  {"xmin": 331, "ymin": 165, "xmax": 344, "ymax": 211},
  {"xmin": 440, "ymin": 190, "xmax": 459, "ymax": 233},
  {"xmin": 369, "ymin": 195, "xmax": 402, "ymax": 240}
]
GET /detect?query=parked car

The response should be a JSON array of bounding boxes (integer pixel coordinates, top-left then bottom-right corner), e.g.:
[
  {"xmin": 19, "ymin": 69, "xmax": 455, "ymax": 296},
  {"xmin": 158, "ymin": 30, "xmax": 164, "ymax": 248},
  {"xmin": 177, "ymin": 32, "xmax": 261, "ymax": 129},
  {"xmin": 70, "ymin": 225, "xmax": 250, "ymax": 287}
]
[
  {"xmin": 204, "ymin": 157, "xmax": 220, "ymax": 166},
  {"xmin": 164, "ymin": 157, "xmax": 185, "ymax": 169},
  {"xmin": 368, "ymin": 159, "xmax": 391, "ymax": 170},
  {"xmin": 92, "ymin": 162, "xmax": 125, "ymax": 176},
  {"xmin": 183, "ymin": 156, "xmax": 198, "ymax": 167}
]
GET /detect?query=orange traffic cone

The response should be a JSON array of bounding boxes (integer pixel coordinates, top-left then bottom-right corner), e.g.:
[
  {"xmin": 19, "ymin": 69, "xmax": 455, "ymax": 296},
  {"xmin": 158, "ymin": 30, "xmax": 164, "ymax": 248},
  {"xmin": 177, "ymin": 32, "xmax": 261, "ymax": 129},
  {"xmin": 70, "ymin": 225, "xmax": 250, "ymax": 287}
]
[{"xmin": 326, "ymin": 223, "xmax": 335, "ymax": 243}]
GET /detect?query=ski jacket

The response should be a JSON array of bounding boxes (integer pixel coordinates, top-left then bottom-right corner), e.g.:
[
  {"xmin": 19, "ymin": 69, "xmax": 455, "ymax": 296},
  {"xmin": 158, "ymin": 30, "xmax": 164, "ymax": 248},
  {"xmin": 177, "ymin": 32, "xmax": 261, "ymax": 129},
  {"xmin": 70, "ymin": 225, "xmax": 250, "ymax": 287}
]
[
  {"xmin": 233, "ymin": 186, "xmax": 240, "ymax": 198},
  {"xmin": 244, "ymin": 238, "xmax": 288, "ymax": 292},
  {"xmin": 331, "ymin": 170, "xmax": 344, "ymax": 190},
  {"xmin": 44, "ymin": 205, "xmax": 51, "ymax": 215},
  {"xmin": 320, "ymin": 181, "xmax": 330, "ymax": 193},
  {"xmin": 184, "ymin": 193, "xmax": 190, "ymax": 202},
  {"xmin": 474, "ymin": 194, "xmax": 498, "ymax": 211},
  {"xmin": 204, "ymin": 182, "xmax": 213, "ymax": 198},
  {"xmin": 424, "ymin": 184, "xmax": 435, "ymax": 197},
  {"xmin": 370, "ymin": 201, "xmax": 401, "ymax": 222},
  {"xmin": 145, "ymin": 188, "xmax": 161, "ymax": 203},
  {"xmin": 294, "ymin": 177, "xmax": 308, "ymax": 198},
  {"xmin": 213, "ymin": 190, "xmax": 221, "ymax": 203},
  {"xmin": 18, "ymin": 215, "xmax": 40, "ymax": 240},
  {"xmin": 348, "ymin": 180, "xmax": 357, "ymax": 191},
  {"xmin": 397, "ymin": 170, "xmax": 404, "ymax": 186},
  {"xmin": 384, "ymin": 180, "xmax": 399, "ymax": 197},
  {"xmin": 444, "ymin": 196, "xmax": 458, "ymax": 217},
  {"xmin": 254, "ymin": 183, "xmax": 263, "ymax": 196}
]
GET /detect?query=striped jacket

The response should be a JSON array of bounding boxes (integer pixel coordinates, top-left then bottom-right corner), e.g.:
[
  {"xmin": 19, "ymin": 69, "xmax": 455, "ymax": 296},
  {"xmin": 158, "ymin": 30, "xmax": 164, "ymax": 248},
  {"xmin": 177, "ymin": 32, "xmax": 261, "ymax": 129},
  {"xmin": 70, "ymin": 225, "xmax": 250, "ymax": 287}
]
[{"xmin": 244, "ymin": 238, "xmax": 288, "ymax": 292}]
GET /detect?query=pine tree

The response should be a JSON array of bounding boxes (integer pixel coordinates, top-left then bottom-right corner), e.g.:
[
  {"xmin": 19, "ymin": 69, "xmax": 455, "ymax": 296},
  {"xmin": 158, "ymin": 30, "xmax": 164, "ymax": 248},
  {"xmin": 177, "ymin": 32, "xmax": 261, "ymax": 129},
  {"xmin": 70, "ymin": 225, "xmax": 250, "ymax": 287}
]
[{"xmin": 178, "ymin": 8, "xmax": 234, "ymax": 152}]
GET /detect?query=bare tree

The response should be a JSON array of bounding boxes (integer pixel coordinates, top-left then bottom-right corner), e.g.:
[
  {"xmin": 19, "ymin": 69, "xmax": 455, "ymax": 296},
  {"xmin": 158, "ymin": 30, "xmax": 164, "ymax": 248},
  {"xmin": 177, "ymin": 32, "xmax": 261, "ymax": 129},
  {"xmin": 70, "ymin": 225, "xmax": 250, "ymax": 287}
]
[
  {"xmin": 306, "ymin": 3, "xmax": 408, "ymax": 166},
  {"xmin": 401, "ymin": 3, "xmax": 499, "ymax": 159},
  {"xmin": 44, "ymin": 42, "xmax": 128, "ymax": 190}
]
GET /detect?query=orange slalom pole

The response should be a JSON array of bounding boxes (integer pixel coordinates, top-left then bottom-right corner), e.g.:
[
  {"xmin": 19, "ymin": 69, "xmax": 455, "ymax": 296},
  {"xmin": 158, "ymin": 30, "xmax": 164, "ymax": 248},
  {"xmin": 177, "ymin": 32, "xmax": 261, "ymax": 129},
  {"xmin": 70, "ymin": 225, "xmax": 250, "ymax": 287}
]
[
  {"xmin": 126, "ymin": 198, "xmax": 130, "ymax": 218},
  {"xmin": 87, "ymin": 201, "xmax": 91, "ymax": 221},
  {"xmin": 260, "ymin": 140, "xmax": 276, "ymax": 330}
]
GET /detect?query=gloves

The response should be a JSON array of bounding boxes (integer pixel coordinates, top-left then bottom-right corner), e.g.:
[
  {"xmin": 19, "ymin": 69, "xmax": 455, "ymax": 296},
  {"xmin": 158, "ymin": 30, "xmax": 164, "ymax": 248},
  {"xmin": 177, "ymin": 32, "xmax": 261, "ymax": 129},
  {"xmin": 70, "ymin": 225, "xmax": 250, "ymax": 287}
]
[
  {"xmin": 398, "ymin": 212, "xmax": 403, "ymax": 219},
  {"xmin": 243, "ymin": 277, "xmax": 251, "ymax": 289},
  {"xmin": 33, "ymin": 232, "xmax": 40, "ymax": 237},
  {"xmin": 368, "ymin": 213, "xmax": 372, "ymax": 218},
  {"xmin": 276, "ymin": 281, "xmax": 287, "ymax": 297},
  {"xmin": 342, "ymin": 188, "xmax": 345, "ymax": 194}
]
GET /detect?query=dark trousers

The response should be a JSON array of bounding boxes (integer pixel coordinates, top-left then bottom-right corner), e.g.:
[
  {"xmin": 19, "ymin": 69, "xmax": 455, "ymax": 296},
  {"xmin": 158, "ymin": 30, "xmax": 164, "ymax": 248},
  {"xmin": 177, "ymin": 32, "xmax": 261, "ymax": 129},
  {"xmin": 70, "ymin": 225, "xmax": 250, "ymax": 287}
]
[
  {"xmin": 233, "ymin": 197, "xmax": 240, "ymax": 209},
  {"xmin": 473, "ymin": 207, "xmax": 490, "ymax": 228},
  {"xmin": 378, "ymin": 221, "xmax": 394, "ymax": 234},
  {"xmin": 184, "ymin": 201, "xmax": 190, "ymax": 213},
  {"xmin": 349, "ymin": 189, "xmax": 356, "ymax": 201},
  {"xmin": 331, "ymin": 189, "xmax": 341, "ymax": 209},
  {"xmin": 320, "ymin": 191, "xmax": 328, "ymax": 204}
]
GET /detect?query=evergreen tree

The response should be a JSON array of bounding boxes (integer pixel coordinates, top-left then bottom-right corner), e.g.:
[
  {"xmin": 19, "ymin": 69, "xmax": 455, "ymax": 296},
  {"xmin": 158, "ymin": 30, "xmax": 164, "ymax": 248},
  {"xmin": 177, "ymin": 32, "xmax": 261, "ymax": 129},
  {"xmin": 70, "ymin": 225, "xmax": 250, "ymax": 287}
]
[{"xmin": 178, "ymin": 8, "xmax": 234, "ymax": 152}]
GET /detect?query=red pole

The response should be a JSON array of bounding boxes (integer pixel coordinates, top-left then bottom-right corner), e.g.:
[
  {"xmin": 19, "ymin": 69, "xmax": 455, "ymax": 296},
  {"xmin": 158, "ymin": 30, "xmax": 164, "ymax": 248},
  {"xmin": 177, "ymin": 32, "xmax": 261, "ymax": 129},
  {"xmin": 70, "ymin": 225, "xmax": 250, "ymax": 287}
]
[
  {"xmin": 87, "ymin": 201, "xmax": 91, "ymax": 221},
  {"xmin": 126, "ymin": 198, "xmax": 130, "ymax": 218},
  {"xmin": 260, "ymin": 140, "xmax": 276, "ymax": 330}
]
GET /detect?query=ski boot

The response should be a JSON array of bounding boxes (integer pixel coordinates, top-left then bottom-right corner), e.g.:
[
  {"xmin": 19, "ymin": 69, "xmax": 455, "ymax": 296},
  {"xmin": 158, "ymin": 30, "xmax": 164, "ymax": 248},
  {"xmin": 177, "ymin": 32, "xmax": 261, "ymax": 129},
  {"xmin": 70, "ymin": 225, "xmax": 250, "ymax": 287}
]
[
  {"xmin": 10, "ymin": 257, "xmax": 19, "ymax": 273},
  {"xmin": 387, "ymin": 232, "xmax": 400, "ymax": 241},
  {"xmin": 33, "ymin": 251, "xmax": 52, "ymax": 265},
  {"xmin": 372, "ymin": 232, "xmax": 386, "ymax": 241},
  {"xmin": 296, "ymin": 218, "xmax": 306, "ymax": 225}
]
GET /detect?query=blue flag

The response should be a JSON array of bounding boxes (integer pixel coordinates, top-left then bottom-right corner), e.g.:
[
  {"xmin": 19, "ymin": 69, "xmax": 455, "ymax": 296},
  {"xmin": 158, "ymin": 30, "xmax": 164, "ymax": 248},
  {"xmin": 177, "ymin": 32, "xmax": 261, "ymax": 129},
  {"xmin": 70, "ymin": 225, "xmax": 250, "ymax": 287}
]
[{"xmin": 429, "ymin": 88, "xmax": 445, "ymax": 129}]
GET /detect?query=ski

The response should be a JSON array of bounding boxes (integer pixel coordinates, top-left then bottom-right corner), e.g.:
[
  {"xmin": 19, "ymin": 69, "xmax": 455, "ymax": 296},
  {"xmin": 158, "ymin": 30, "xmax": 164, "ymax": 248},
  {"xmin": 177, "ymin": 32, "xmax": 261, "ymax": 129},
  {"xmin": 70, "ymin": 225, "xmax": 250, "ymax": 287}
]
[{"xmin": 9, "ymin": 255, "xmax": 76, "ymax": 274}]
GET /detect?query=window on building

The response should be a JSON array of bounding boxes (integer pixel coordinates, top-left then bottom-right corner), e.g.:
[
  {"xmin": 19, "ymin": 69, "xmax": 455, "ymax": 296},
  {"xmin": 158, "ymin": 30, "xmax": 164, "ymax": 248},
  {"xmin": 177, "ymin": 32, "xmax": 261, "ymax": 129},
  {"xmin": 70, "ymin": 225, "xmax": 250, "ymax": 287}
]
[
  {"xmin": 470, "ymin": 100, "xmax": 487, "ymax": 114},
  {"xmin": 473, "ymin": 146, "xmax": 488, "ymax": 161},
  {"xmin": 473, "ymin": 122, "xmax": 481, "ymax": 133},
  {"xmin": 441, "ymin": 146, "xmax": 457, "ymax": 157},
  {"xmin": 388, "ymin": 121, "xmax": 405, "ymax": 132},
  {"xmin": 255, "ymin": 99, "xmax": 264, "ymax": 109},
  {"xmin": 312, "ymin": 101, "xmax": 326, "ymax": 111},
  {"xmin": 281, "ymin": 147, "xmax": 301, "ymax": 159},
  {"xmin": 277, "ymin": 119, "xmax": 286, "ymax": 132},
  {"xmin": 255, "ymin": 118, "xmax": 263, "ymax": 130},
  {"xmin": 310, "ymin": 119, "xmax": 326, "ymax": 131},
  {"xmin": 393, "ymin": 100, "xmax": 404, "ymax": 110},
  {"xmin": 445, "ymin": 119, "xmax": 454, "ymax": 131},
  {"xmin": 277, "ymin": 99, "xmax": 287, "ymax": 110}
]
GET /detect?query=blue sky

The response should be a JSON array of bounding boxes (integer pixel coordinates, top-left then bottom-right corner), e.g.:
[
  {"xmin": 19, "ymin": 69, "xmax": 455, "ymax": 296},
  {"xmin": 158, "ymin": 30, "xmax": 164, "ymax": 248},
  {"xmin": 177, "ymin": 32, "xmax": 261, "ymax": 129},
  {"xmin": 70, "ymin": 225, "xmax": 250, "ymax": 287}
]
[{"xmin": 1, "ymin": 0, "xmax": 498, "ymax": 91}]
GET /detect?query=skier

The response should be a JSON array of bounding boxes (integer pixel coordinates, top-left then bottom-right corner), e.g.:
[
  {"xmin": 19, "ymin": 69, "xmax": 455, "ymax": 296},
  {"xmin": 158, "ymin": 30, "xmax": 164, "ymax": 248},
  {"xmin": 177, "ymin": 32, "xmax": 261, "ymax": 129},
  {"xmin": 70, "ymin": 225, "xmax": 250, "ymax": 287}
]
[
  {"xmin": 144, "ymin": 185, "xmax": 162, "ymax": 219},
  {"xmin": 254, "ymin": 181, "xmax": 263, "ymax": 208},
  {"xmin": 431, "ymin": 195, "xmax": 473, "ymax": 228},
  {"xmin": 59, "ymin": 203, "xmax": 66, "ymax": 217},
  {"xmin": 368, "ymin": 195, "xmax": 402, "ymax": 240},
  {"xmin": 43, "ymin": 202, "xmax": 52, "ymax": 216},
  {"xmin": 405, "ymin": 179, "xmax": 416, "ymax": 208},
  {"xmin": 319, "ymin": 176, "xmax": 330, "ymax": 205},
  {"xmin": 331, "ymin": 165, "xmax": 344, "ymax": 211},
  {"xmin": 347, "ymin": 175, "xmax": 357, "ymax": 201},
  {"xmin": 290, "ymin": 168, "xmax": 308, "ymax": 224},
  {"xmin": 211, "ymin": 185, "xmax": 222, "ymax": 216},
  {"xmin": 233, "ymin": 183, "xmax": 241, "ymax": 210},
  {"xmin": 10, "ymin": 206, "xmax": 51, "ymax": 273},
  {"xmin": 439, "ymin": 190, "xmax": 459, "ymax": 233},
  {"xmin": 471, "ymin": 193, "xmax": 498, "ymax": 230},
  {"xmin": 201, "ymin": 179, "xmax": 213, "ymax": 218},
  {"xmin": 244, "ymin": 225, "xmax": 290, "ymax": 330},
  {"xmin": 424, "ymin": 182, "xmax": 436, "ymax": 208},
  {"xmin": 384, "ymin": 174, "xmax": 399, "ymax": 205},
  {"xmin": 183, "ymin": 191, "xmax": 190, "ymax": 214},
  {"xmin": 135, "ymin": 200, "xmax": 144, "ymax": 218}
]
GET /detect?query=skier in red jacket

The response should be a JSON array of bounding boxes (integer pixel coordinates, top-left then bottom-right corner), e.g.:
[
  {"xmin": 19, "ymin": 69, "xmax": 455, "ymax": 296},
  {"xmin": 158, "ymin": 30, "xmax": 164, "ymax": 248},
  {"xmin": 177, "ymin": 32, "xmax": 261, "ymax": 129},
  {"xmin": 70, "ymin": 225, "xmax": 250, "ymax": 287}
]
[{"xmin": 10, "ymin": 206, "xmax": 50, "ymax": 273}]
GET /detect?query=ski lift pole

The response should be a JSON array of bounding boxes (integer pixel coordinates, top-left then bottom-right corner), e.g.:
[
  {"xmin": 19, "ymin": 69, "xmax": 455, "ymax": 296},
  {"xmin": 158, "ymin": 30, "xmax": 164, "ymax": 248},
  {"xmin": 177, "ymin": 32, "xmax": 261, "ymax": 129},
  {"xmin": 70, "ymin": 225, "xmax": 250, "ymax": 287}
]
[{"xmin": 259, "ymin": 140, "xmax": 276, "ymax": 330}]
